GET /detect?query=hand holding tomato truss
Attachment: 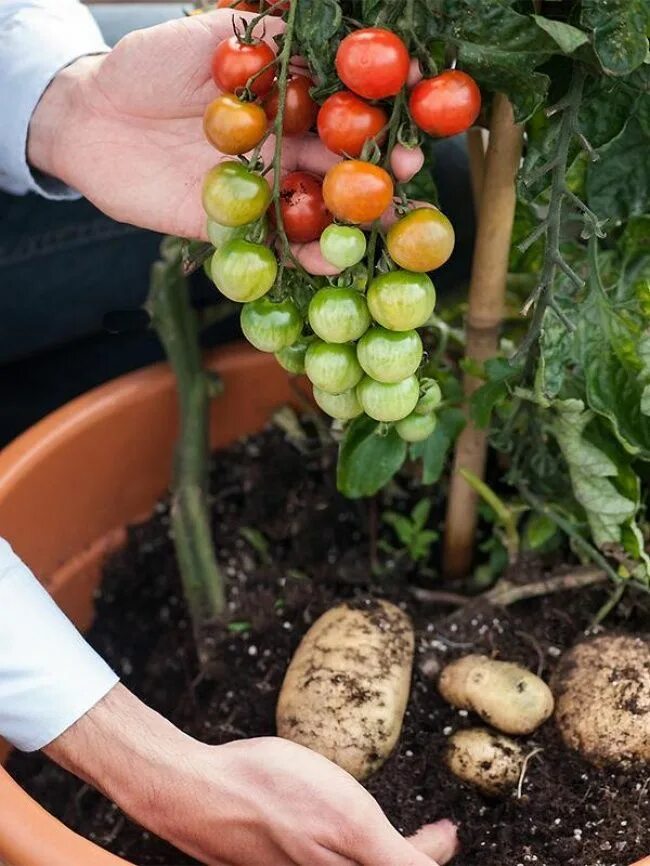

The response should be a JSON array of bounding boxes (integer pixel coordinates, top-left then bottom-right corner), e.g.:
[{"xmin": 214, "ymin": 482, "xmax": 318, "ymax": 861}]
[{"xmin": 201, "ymin": 5, "xmax": 481, "ymax": 439}]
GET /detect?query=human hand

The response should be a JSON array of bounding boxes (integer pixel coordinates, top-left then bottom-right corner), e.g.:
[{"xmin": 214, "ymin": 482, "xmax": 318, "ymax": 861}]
[
  {"xmin": 45, "ymin": 684, "xmax": 458, "ymax": 866},
  {"xmin": 27, "ymin": 10, "xmax": 424, "ymax": 267}
]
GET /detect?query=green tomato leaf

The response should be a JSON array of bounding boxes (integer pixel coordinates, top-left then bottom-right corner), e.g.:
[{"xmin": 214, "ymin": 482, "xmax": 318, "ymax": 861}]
[
  {"xmin": 337, "ymin": 417, "xmax": 407, "ymax": 499},
  {"xmin": 470, "ymin": 358, "xmax": 522, "ymax": 428},
  {"xmin": 578, "ymin": 78, "xmax": 639, "ymax": 151},
  {"xmin": 586, "ymin": 120, "xmax": 650, "ymax": 222},
  {"xmin": 410, "ymin": 407, "xmax": 466, "ymax": 485},
  {"xmin": 532, "ymin": 16, "xmax": 589, "ymax": 54},
  {"xmin": 581, "ymin": 0, "xmax": 649, "ymax": 76}
]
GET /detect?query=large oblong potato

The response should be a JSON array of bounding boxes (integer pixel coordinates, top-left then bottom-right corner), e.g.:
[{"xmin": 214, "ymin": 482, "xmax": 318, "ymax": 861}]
[
  {"xmin": 438, "ymin": 654, "xmax": 554, "ymax": 735},
  {"xmin": 445, "ymin": 728, "xmax": 525, "ymax": 795},
  {"xmin": 552, "ymin": 634, "xmax": 650, "ymax": 765},
  {"xmin": 276, "ymin": 599, "xmax": 414, "ymax": 780}
]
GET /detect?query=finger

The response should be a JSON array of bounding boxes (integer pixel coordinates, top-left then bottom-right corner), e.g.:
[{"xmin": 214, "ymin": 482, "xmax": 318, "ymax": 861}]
[
  {"xmin": 408, "ymin": 57, "xmax": 424, "ymax": 88},
  {"xmin": 290, "ymin": 242, "xmax": 342, "ymax": 276},
  {"xmin": 390, "ymin": 144, "xmax": 425, "ymax": 182},
  {"xmin": 287, "ymin": 135, "xmax": 342, "ymax": 176},
  {"xmin": 408, "ymin": 821, "xmax": 460, "ymax": 866}
]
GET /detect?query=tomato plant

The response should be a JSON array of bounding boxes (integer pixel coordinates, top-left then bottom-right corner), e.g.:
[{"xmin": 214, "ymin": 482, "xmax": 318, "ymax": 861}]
[
  {"xmin": 409, "ymin": 70, "xmax": 481, "ymax": 138},
  {"xmin": 308, "ymin": 287, "xmax": 370, "ymax": 343},
  {"xmin": 304, "ymin": 341, "xmax": 364, "ymax": 394},
  {"xmin": 202, "ymin": 162, "xmax": 271, "ymax": 227},
  {"xmin": 317, "ymin": 92, "xmax": 387, "ymax": 157},
  {"xmin": 319, "ymin": 225, "xmax": 367, "ymax": 268},
  {"xmin": 357, "ymin": 375, "xmax": 420, "ymax": 422},
  {"xmin": 335, "ymin": 28, "xmax": 410, "ymax": 99},
  {"xmin": 264, "ymin": 74, "xmax": 318, "ymax": 135},
  {"xmin": 275, "ymin": 336, "xmax": 311, "ymax": 374},
  {"xmin": 203, "ymin": 94, "xmax": 267, "ymax": 155},
  {"xmin": 313, "ymin": 386, "xmax": 363, "ymax": 421},
  {"xmin": 395, "ymin": 411, "xmax": 437, "ymax": 443},
  {"xmin": 277, "ymin": 172, "xmax": 332, "ymax": 243},
  {"xmin": 322, "ymin": 160, "xmax": 393, "ymax": 224},
  {"xmin": 211, "ymin": 36, "xmax": 276, "ymax": 97},
  {"xmin": 356, "ymin": 327, "xmax": 423, "ymax": 383}
]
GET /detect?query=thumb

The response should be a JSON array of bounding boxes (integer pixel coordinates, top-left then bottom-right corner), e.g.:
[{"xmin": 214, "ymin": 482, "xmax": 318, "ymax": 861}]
[{"xmin": 408, "ymin": 821, "xmax": 460, "ymax": 865}]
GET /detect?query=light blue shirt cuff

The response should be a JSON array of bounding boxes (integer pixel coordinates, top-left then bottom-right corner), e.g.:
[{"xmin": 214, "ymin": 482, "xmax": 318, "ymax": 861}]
[{"xmin": 0, "ymin": 0, "xmax": 109, "ymax": 200}]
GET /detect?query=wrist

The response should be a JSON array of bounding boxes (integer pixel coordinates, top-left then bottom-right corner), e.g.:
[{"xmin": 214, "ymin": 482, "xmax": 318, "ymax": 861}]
[
  {"xmin": 27, "ymin": 55, "xmax": 106, "ymax": 187},
  {"xmin": 43, "ymin": 683, "xmax": 203, "ymax": 824}
]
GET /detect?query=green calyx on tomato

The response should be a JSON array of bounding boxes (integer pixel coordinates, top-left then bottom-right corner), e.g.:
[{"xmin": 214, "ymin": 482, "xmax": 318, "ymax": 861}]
[
  {"xmin": 240, "ymin": 297, "xmax": 302, "ymax": 353},
  {"xmin": 308, "ymin": 287, "xmax": 371, "ymax": 344},
  {"xmin": 387, "ymin": 208, "xmax": 455, "ymax": 273},
  {"xmin": 202, "ymin": 162, "xmax": 271, "ymax": 227},
  {"xmin": 304, "ymin": 341, "xmax": 363, "ymax": 395},
  {"xmin": 356, "ymin": 327, "xmax": 423, "ymax": 383},
  {"xmin": 210, "ymin": 240, "xmax": 277, "ymax": 302},
  {"xmin": 366, "ymin": 270, "xmax": 436, "ymax": 331},
  {"xmin": 415, "ymin": 378, "xmax": 442, "ymax": 414},
  {"xmin": 357, "ymin": 375, "xmax": 420, "ymax": 422},
  {"xmin": 275, "ymin": 337, "xmax": 312, "ymax": 374},
  {"xmin": 395, "ymin": 411, "xmax": 437, "ymax": 443},
  {"xmin": 319, "ymin": 225, "xmax": 367, "ymax": 269},
  {"xmin": 207, "ymin": 217, "xmax": 268, "ymax": 249},
  {"xmin": 313, "ymin": 385, "xmax": 363, "ymax": 421}
]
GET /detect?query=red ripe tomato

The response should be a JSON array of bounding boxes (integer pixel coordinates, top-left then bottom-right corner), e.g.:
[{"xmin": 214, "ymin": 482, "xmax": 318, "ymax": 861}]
[
  {"xmin": 211, "ymin": 36, "xmax": 276, "ymax": 98},
  {"xmin": 409, "ymin": 70, "xmax": 481, "ymax": 137},
  {"xmin": 216, "ymin": 0, "xmax": 259, "ymax": 11},
  {"xmin": 317, "ymin": 91, "xmax": 388, "ymax": 157},
  {"xmin": 335, "ymin": 28, "xmax": 410, "ymax": 100},
  {"xmin": 322, "ymin": 160, "xmax": 393, "ymax": 224},
  {"xmin": 277, "ymin": 172, "xmax": 333, "ymax": 243},
  {"xmin": 264, "ymin": 75, "xmax": 318, "ymax": 136}
]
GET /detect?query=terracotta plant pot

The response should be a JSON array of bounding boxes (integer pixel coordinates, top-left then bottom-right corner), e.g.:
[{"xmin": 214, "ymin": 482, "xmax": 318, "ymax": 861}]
[
  {"xmin": 0, "ymin": 344, "xmax": 301, "ymax": 866},
  {"xmin": 0, "ymin": 342, "xmax": 647, "ymax": 866}
]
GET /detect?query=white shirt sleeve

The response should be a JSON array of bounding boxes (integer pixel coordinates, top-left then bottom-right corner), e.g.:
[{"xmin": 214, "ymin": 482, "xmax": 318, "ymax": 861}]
[
  {"xmin": 0, "ymin": 538, "xmax": 119, "ymax": 752},
  {"xmin": 0, "ymin": 0, "xmax": 109, "ymax": 199}
]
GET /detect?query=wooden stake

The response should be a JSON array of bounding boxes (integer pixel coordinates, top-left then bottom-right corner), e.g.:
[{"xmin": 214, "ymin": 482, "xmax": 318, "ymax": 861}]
[
  {"xmin": 466, "ymin": 127, "xmax": 486, "ymax": 216},
  {"xmin": 442, "ymin": 95, "xmax": 523, "ymax": 580}
]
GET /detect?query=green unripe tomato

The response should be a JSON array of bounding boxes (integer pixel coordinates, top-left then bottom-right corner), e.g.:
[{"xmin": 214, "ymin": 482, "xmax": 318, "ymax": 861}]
[
  {"xmin": 313, "ymin": 385, "xmax": 363, "ymax": 420},
  {"xmin": 202, "ymin": 161, "xmax": 271, "ymax": 227},
  {"xmin": 207, "ymin": 216, "xmax": 268, "ymax": 249},
  {"xmin": 415, "ymin": 378, "xmax": 443, "ymax": 414},
  {"xmin": 367, "ymin": 270, "xmax": 436, "ymax": 331},
  {"xmin": 356, "ymin": 327, "xmax": 423, "ymax": 383},
  {"xmin": 395, "ymin": 411, "xmax": 437, "ymax": 442},
  {"xmin": 319, "ymin": 225, "xmax": 367, "ymax": 269},
  {"xmin": 275, "ymin": 337, "xmax": 311, "ymax": 374},
  {"xmin": 308, "ymin": 287, "xmax": 371, "ymax": 344},
  {"xmin": 357, "ymin": 375, "xmax": 420, "ymax": 422},
  {"xmin": 240, "ymin": 297, "xmax": 302, "ymax": 353},
  {"xmin": 210, "ymin": 240, "xmax": 277, "ymax": 302},
  {"xmin": 305, "ymin": 341, "xmax": 363, "ymax": 395}
]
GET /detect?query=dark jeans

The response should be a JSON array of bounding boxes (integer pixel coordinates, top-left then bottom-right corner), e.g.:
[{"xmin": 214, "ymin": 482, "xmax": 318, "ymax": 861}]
[{"xmin": 0, "ymin": 135, "xmax": 474, "ymax": 445}]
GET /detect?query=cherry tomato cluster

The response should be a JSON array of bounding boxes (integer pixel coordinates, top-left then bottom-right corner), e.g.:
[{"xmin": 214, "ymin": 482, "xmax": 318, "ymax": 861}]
[{"xmin": 202, "ymin": 18, "xmax": 481, "ymax": 441}]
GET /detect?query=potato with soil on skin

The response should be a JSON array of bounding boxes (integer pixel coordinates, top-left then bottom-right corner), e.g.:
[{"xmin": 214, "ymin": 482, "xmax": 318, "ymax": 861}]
[
  {"xmin": 438, "ymin": 654, "xmax": 554, "ymax": 735},
  {"xmin": 276, "ymin": 600, "xmax": 414, "ymax": 780},
  {"xmin": 552, "ymin": 634, "xmax": 650, "ymax": 766},
  {"xmin": 445, "ymin": 728, "xmax": 525, "ymax": 795}
]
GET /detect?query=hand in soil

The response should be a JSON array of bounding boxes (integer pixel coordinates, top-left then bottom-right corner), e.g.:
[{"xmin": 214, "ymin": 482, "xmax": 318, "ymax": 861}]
[{"xmin": 45, "ymin": 683, "xmax": 458, "ymax": 866}]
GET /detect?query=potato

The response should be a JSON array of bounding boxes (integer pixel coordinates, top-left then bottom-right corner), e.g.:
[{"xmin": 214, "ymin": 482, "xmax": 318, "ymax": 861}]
[
  {"xmin": 552, "ymin": 634, "xmax": 650, "ymax": 766},
  {"xmin": 438, "ymin": 654, "xmax": 554, "ymax": 735},
  {"xmin": 276, "ymin": 600, "xmax": 414, "ymax": 780},
  {"xmin": 445, "ymin": 728, "xmax": 525, "ymax": 795}
]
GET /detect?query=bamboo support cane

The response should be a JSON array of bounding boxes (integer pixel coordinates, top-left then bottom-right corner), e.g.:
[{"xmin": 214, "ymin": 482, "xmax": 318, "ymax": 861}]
[
  {"xmin": 466, "ymin": 127, "xmax": 486, "ymax": 215},
  {"xmin": 442, "ymin": 94, "xmax": 523, "ymax": 580}
]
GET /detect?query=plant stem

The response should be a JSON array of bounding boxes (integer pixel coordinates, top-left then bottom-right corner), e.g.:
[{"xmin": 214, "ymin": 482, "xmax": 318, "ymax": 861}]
[
  {"xmin": 442, "ymin": 94, "xmax": 523, "ymax": 580},
  {"xmin": 147, "ymin": 241, "xmax": 225, "ymax": 664},
  {"xmin": 459, "ymin": 468, "xmax": 519, "ymax": 562}
]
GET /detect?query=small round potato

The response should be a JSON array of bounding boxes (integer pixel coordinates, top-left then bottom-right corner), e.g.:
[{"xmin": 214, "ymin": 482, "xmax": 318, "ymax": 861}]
[
  {"xmin": 552, "ymin": 634, "xmax": 650, "ymax": 766},
  {"xmin": 438, "ymin": 654, "xmax": 554, "ymax": 735},
  {"xmin": 276, "ymin": 600, "xmax": 414, "ymax": 780},
  {"xmin": 445, "ymin": 728, "xmax": 525, "ymax": 795}
]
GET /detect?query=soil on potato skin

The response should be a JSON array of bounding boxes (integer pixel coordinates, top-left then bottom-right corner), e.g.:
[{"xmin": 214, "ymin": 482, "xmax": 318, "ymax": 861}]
[{"xmin": 8, "ymin": 425, "xmax": 650, "ymax": 866}]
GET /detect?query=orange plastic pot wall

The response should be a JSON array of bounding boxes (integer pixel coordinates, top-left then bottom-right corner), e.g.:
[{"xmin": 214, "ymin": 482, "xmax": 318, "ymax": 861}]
[{"xmin": 0, "ymin": 344, "xmax": 302, "ymax": 866}]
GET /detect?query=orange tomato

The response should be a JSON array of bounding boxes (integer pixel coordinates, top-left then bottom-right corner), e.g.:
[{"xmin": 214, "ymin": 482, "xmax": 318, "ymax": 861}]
[
  {"xmin": 322, "ymin": 160, "xmax": 394, "ymax": 224},
  {"xmin": 203, "ymin": 94, "xmax": 267, "ymax": 155},
  {"xmin": 386, "ymin": 208, "xmax": 455, "ymax": 272}
]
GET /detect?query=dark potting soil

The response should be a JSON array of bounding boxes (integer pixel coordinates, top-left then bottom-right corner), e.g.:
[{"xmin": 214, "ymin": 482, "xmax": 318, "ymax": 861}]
[{"xmin": 8, "ymin": 423, "xmax": 650, "ymax": 866}]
